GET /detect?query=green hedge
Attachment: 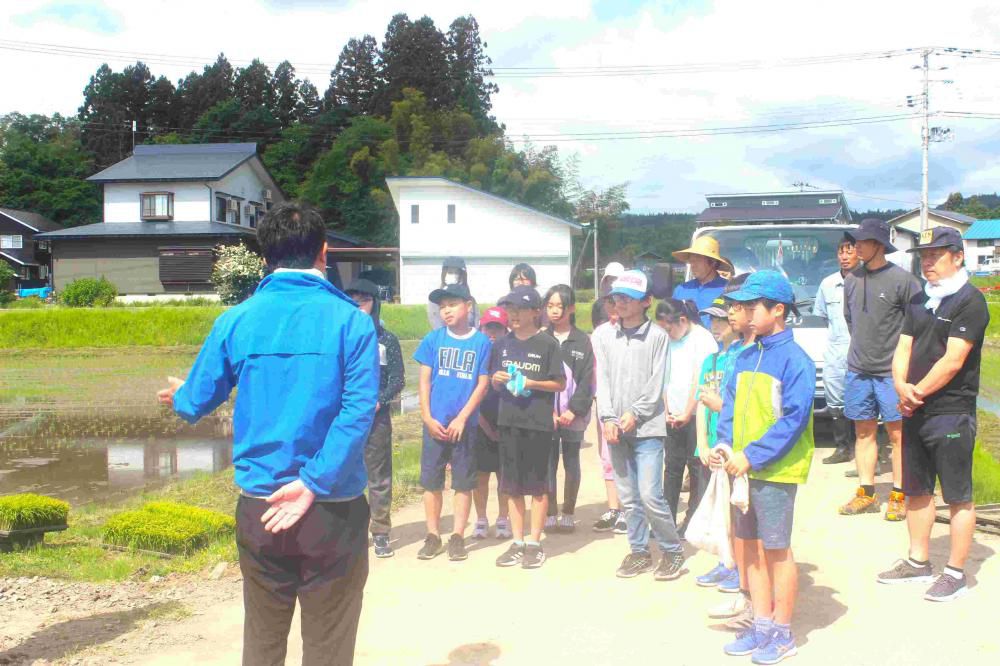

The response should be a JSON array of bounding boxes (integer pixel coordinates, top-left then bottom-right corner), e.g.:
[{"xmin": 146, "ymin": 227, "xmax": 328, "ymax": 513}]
[
  {"xmin": 102, "ymin": 501, "xmax": 234, "ymax": 555},
  {"xmin": 0, "ymin": 494, "xmax": 70, "ymax": 531}
]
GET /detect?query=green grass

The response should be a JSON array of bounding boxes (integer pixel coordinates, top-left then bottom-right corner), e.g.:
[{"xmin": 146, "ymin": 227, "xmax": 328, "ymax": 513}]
[
  {"xmin": 0, "ymin": 307, "xmax": 224, "ymax": 348},
  {"xmin": 103, "ymin": 502, "xmax": 235, "ymax": 555},
  {"xmin": 988, "ymin": 303, "xmax": 1000, "ymax": 338},
  {"xmin": 971, "ymin": 275, "xmax": 1000, "ymax": 289},
  {"xmin": 0, "ymin": 494, "xmax": 70, "ymax": 531},
  {"xmin": 973, "ymin": 445, "xmax": 1000, "ymax": 504}
]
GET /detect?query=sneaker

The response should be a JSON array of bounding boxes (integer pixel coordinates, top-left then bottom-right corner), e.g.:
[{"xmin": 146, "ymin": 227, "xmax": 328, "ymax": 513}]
[
  {"xmin": 496, "ymin": 542, "xmax": 525, "ymax": 567},
  {"xmin": 724, "ymin": 627, "xmax": 769, "ymax": 656},
  {"xmin": 752, "ymin": 629, "xmax": 797, "ymax": 664},
  {"xmin": 653, "ymin": 551, "xmax": 685, "ymax": 581},
  {"xmin": 885, "ymin": 491, "xmax": 907, "ymax": 522},
  {"xmin": 613, "ymin": 512, "xmax": 628, "ymax": 535},
  {"xmin": 417, "ymin": 534, "xmax": 443, "ymax": 560},
  {"xmin": 718, "ymin": 567, "xmax": 741, "ymax": 592},
  {"xmin": 924, "ymin": 573, "xmax": 968, "ymax": 602},
  {"xmin": 838, "ymin": 487, "xmax": 880, "ymax": 515},
  {"xmin": 822, "ymin": 447, "xmax": 853, "ymax": 464},
  {"xmin": 593, "ymin": 509, "xmax": 619, "ymax": 532},
  {"xmin": 472, "ymin": 518, "xmax": 489, "ymax": 539},
  {"xmin": 696, "ymin": 562, "xmax": 729, "ymax": 587},
  {"xmin": 557, "ymin": 514, "xmax": 575, "ymax": 532},
  {"xmin": 495, "ymin": 517, "xmax": 513, "ymax": 540},
  {"xmin": 876, "ymin": 558, "xmax": 935, "ymax": 585},
  {"xmin": 447, "ymin": 534, "xmax": 468, "ymax": 561},
  {"xmin": 616, "ymin": 552, "xmax": 654, "ymax": 578},
  {"xmin": 544, "ymin": 515, "xmax": 558, "ymax": 532},
  {"xmin": 522, "ymin": 544, "xmax": 546, "ymax": 569},
  {"xmin": 726, "ymin": 604, "xmax": 754, "ymax": 631},
  {"xmin": 709, "ymin": 592, "xmax": 749, "ymax": 619},
  {"xmin": 372, "ymin": 534, "xmax": 394, "ymax": 558}
]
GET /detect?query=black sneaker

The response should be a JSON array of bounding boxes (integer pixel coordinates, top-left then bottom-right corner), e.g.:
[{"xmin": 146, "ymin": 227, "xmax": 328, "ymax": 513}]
[
  {"xmin": 372, "ymin": 533, "xmax": 394, "ymax": 558},
  {"xmin": 496, "ymin": 542, "xmax": 525, "ymax": 568},
  {"xmin": 822, "ymin": 447, "xmax": 853, "ymax": 465},
  {"xmin": 417, "ymin": 534, "xmax": 443, "ymax": 560},
  {"xmin": 593, "ymin": 509, "xmax": 619, "ymax": 532},
  {"xmin": 876, "ymin": 559, "xmax": 934, "ymax": 584},
  {"xmin": 613, "ymin": 512, "xmax": 628, "ymax": 535},
  {"xmin": 447, "ymin": 534, "xmax": 468, "ymax": 561},
  {"xmin": 616, "ymin": 552, "xmax": 654, "ymax": 578},
  {"xmin": 522, "ymin": 544, "xmax": 546, "ymax": 569},
  {"xmin": 924, "ymin": 573, "xmax": 968, "ymax": 602},
  {"xmin": 654, "ymin": 551, "xmax": 686, "ymax": 581}
]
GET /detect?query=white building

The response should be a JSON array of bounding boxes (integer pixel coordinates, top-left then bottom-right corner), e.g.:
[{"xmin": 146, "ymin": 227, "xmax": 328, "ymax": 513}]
[
  {"xmin": 886, "ymin": 207, "xmax": 977, "ymax": 272},
  {"xmin": 387, "ymin": 177, "xmax": 582, "ymax": 305},
  {"xmin": 963, "ymin": 219, "xmax": 1000, "ymax": 273}
]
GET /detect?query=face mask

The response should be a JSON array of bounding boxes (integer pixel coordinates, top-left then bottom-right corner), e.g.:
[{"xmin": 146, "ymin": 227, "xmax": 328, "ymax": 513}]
[{"xmin": 444, "ymin": 271, "xmax": 460, "ymax": 285}]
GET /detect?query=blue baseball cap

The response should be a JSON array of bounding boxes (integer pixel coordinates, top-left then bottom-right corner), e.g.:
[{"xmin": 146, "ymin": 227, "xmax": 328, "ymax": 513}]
[
  {"xmin": 725, "ymin": 270, "xmax": 795, "ymax": 305},
  {"xmin": 499, "ymin": 285, "xmax": 542, "ymax": 309}
]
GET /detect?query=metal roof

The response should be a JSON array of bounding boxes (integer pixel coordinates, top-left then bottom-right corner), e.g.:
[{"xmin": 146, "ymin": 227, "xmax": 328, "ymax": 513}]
[
  {"xmin": 705, "ymin": 190, "xmax": 844, "ymax": 199},
  {"xmin": 0, "ymin": 251, "xmax": 39, "ymax": 267},
  {"xmin": 886, "ymin": 207, "xmax": 978, "ymax": 226},
  {"xmin": 35, "ymin": 222, "xmax": 257, "ymax": 240},
  {"xmin": 0, "ymin": 207, "xmax": 63, "ymax": 232},
  {"xmin": 87, "ymin": 143, "xmax": 258, "ymax": 182},
  {"xmin": 696, "ymin": 204, "xmax": 843, "ymax": 223},
  {"xmin": 964, "ymin": 219, "xmax": 1000, "ymax": 240}
]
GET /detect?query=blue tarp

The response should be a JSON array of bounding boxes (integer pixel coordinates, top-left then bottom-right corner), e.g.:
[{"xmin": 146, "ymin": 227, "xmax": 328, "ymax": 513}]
[{"xmin": 18, "ymin": 287, "xmax": 52, "ymax": 299}]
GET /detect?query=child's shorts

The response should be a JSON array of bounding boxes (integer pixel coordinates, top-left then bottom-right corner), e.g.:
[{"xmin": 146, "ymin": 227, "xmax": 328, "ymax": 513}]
[
  {"xmin": 733, "ymin": 479, "xmax": 798, "ymax": 549},
  {"xmin": 420, "ymin": 427, "xmax": 477, "ymax": 492},
  {"xmin": 499, "ymin": 426, "xmax": 554, "ymax": 497},
  {"xmin": 476, "ymin": 426, "xmax": 500, "ymax": 474}
]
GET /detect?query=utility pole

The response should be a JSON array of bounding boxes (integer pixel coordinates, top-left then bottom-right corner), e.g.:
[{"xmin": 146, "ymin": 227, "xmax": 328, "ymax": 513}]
[
  {"xmin": 592, "ymin": 220, "xmax": 599, "ymax": 294},
  {"xmin": 920, "ymin": 48, "xmax": 930, "ymax": 232},
  {"xmin": 132, "ymin": 120, "xmax": 137, "ymax": 152}
]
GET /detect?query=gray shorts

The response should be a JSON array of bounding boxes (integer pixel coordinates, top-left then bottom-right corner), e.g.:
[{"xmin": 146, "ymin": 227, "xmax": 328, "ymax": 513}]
[{"xmin": 733, "ymin": 479, "xmax": 798, "ymax": 550}]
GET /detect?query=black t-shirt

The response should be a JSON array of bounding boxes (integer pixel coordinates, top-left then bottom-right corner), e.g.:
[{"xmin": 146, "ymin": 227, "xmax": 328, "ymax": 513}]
[
  {"xmin": 490, "ymin": 331, "xmax": 564, "ymax": 432},
  {"xmin": 480, "ymin": 386, "xmax": 500, "ymax": 429},
  {"xmin": 902, "ymin": 281, "xmax": 990, "ymax": 414}
]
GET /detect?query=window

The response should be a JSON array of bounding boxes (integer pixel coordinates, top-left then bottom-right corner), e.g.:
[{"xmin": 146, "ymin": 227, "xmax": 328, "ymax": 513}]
[
  {"xmin": 216, "ymin": 196, "xmax": 227, "ymax": 222},
  {"xmin": 709, "ymin": 202, "xmax": 728, "ymax": 208},
  {"xmin": 761, "ymin": 200, "xmax": 779, "ymax": 206},
  {"xmin": 37, "ymin": 241, "xmax": 50, "ymax": 252},
  {"xmin": 979, "ymin": 239, "xmax": 996, "ymax": 248},
  {"xmin": 233, "ymin": 202, "xmax": 241, "ymax": 226},
  {"xmin": 141, "ymin": 192, "xmax": 173, "ymax": 220},
  {"xmin": 818, "ymin": 198, "xmax": 838, "ymax": 204},
  {"xmin": 40, "ymin": 265, "xmax": 48, "ymax": 279},
  {"xmin": 411, "ymin": 204, "xmax": 419, "ymax": 224},
  {"xmin": 447, "ymin": 204, "xmax": 456, "ymax": 224},
  {"xmin": 0, "ymin": 235, "xmax": 23, "ymax": 249}
]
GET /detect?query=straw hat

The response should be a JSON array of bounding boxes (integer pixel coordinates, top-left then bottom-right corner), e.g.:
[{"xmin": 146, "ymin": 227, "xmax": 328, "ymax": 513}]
[{"xmin": 672, "ymin": 236, "xmax": 734, "ymax": 272}]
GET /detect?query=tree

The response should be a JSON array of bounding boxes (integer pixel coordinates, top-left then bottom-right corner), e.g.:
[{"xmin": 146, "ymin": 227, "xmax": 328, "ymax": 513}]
[
  {"xmin": 192, "ymin": 99, "xmax": 280, "ymax": 145},
  {"xmin": 375, "ymin": 14, "xmax": 455, "ymax": 115},
  {"xmin": 272, "ymin": 61, "xmax": 300, "ymax": 126},
  {"xmin": 447, "ymin": 16, "xmax": 499, "ymax": 132},
  {"xmin": 324, "ymin": 35, "xmax": 380, "ymax": 115},
  {"xmin": 234, "ymin": 59, "xmax": 276, "ymax": 111},
  {"xmin": 176, "ymin": 54, "xmax": 236, "ymax": 128},
  {"xmin": 296, "ymin": 80, "xmax": 322, "ymax": 120}
]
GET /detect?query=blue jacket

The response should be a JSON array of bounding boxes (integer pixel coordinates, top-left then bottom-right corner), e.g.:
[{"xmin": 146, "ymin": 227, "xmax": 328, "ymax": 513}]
[
  {"xmin": 673, "ymin": 276, "xmax": 728, "ymax": 328},
  {"xmin": 715, "ymin": 328, "xmax": 815, "ymax": 483},
  {"xmin": 172, "ymin": 271, "xmax": 380, "ymax": 500}
]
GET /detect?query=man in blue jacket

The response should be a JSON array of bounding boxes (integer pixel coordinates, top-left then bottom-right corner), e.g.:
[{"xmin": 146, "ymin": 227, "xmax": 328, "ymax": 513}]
[{"xmin": 158, "ymin": 203, "xmax": 379, "ymax": 666}]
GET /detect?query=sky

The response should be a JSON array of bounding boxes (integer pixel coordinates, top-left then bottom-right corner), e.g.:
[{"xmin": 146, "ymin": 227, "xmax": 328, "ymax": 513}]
[{"xmin": 3, "ymin": 0, "xmax": 1000, "ymax": 214}]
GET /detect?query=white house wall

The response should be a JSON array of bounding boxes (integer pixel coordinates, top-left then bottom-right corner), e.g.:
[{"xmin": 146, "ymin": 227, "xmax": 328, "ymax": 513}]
[
  {"xmin": 214, "ymin": 161, "xmax": 275, "ymax": 212},
  {"xmin": 103, "ymin": 182, "xmax": 210, "ymax": 222}
]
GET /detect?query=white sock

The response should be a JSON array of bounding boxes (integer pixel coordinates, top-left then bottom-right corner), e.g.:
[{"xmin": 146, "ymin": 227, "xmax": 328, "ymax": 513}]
[{"xmin": 944, "ymin": 566, "xmax": 965, "ymax": 580}]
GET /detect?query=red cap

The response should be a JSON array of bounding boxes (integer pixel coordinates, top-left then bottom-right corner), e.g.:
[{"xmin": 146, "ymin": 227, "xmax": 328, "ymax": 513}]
[{"xmin": 479, "ymin": 306, "xmax": 509, "ymax": 329}]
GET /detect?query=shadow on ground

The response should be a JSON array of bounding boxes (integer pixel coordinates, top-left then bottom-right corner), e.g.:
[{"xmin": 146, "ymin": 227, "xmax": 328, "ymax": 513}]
[
  {"xmin": 427, "ymin": 642, "xmax": 501, "ymax": 666},
  {"xmin": 794, "ymin": 562, "xmax": 848, "ymax": 647},
  {"xmin": 929, "ymin": 531, "xmax": 995, "ymax": 584}
]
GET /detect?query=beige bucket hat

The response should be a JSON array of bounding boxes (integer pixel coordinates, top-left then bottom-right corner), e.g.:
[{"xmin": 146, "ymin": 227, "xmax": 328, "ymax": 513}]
[{"xmin": 672, "ymin": 236, "xmax": 734, "ymax": 273}]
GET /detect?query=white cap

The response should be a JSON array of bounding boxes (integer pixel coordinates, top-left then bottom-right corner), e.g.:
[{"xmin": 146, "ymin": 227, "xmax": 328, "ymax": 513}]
[
  {"xmin": 603, "ymin": 261, "xmax": 625, "ymax": 278},
  {"xmin": 609, "ymin": 270, "xmax": 648, "ymax": 300}
]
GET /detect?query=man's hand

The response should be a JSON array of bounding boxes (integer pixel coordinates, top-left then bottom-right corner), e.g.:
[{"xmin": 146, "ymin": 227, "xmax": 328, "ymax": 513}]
[
  {"xmin": 156, "ymin": 376, "xmax": 185, "ymax": 408},
  {"xmin": 896, "ymin": 382, "xmax": 924, "ymax": 413},
  {"xmin": 557, "ymin": 410, "xmax": 576, "ymax": 428},
  {"xmin": 603, "ymin": 421, "xmax": 621, "ymax": 445},
  {"xmin": 619, "ymin": 411, "xmax": 637, "ymax": 434},
  {"xmin": 262, "ymin": 480, "xmax": 316, "ymax": 533},
  {"xmin": 699, "ymin": 388, "xmax": 722, "ymax": 413},
  {"xmin": 445, "ymin": 415, "xmax": 467, "ymax": 443},
  {"xmin": 724, "ymin": 451, "xmax": 752, "ymax": 477},
  {"xmin": 671, "ymin": 410, "xmax": 693, "ymax": 428},
  {"xmin": 425, "ymin": 418, "xmax": 448, "ymax": 441}
]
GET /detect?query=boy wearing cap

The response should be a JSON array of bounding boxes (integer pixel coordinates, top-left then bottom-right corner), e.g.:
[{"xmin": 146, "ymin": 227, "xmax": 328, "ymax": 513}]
[
  {"xmin": 427, "ymin": 256, "xmax": 479, "ymax": 330},
  {"xmin": 473, "ymin": 307, "xmax": 512, "ymax": 540},
  {"xmin": 673, "ymin": 236, "xmax": 732, "ymax": 328},
  {"xmin": 346, "ymin": 279, "xmax": 405, "ymax": 559},
  {"xmin": 840, "ymin": 219, "xmax": 921, "ymax": 521},
  {"xmin": 713, "ymin": 270, "xmax": 815, "ymax": 663},
  {"xmin": 490, "ymin": 286, "xmax": 566, "ymax": 569},
  {"xmin": 414, "ymin": 283, "xmax": 492, "ymax": 561},
  {"xmin": 878, "ymin": 227, "xmax": 989, "ymax": 602},
  {"xmin": 593, "ymin": 270, "xmax": 685, "ymax": 581}
]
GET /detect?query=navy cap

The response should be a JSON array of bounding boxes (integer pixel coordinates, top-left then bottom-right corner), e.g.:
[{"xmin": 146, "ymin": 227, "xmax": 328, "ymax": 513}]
[
  {"xmin": 725, "ymin": 270, "xmax": 795, "ymax": 305},
  {"xmin": 907, "ymin": 226, "xmax": 963, "ymax": 252},
  {"xmin": 442, "ymin": 256, "xmax": 466, "ymax": 270},
  {"xmin": 700, "ymin": 296, "xmax": 728, "ymax": 319},
  {"xmin": 429, "ymin": 283, "xmax": 472, "ymax": 304},
  {"xmin": 498, "ymin": 285, "xmax": 542, "ymax": 309},
  {"xmin": 847, "ymin": 218, "xmax": 897, "ymax": 253}
]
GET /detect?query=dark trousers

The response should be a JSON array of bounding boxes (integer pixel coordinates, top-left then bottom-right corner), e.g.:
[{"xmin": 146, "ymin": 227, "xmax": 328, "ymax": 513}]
[
  {"xmin": 237, "ymin": 495, "xmax": 370, "ymax": 666},
  {"xmin": 365, "ymin": 409, "xmax": 393, "ymax": 535},
  {"xmin": 547, "ymin": 431, "xmax": 583, "ymax": 516},
  {"xmin": 663, "ymin": 420, "xmax": 707, "ymax": 530}
]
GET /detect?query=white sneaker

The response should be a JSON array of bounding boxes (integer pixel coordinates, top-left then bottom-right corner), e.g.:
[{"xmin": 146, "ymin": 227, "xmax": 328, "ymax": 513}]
[
  {"xmin": 495, "ymin": 517, "xmax": 513, "ymax": 539},
  {"xmin": 708, "ymin": 592, "xmax": 749, "ymax": 619},
  {"xmin": 472, "ymin": 518, "xmax": 489, "ymax": 539},
  {"xmin": 544, "ymin": 515, "xmax": 558, "ymax": 531},
  {"xmin": 557, "ymin": 514, "xmax": 575, "ymax": 532}
]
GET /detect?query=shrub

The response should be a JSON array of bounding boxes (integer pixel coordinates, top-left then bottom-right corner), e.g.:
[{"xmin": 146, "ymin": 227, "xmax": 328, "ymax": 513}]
[
  {"xmin": 0, "ymin": 290, "xmax": 13, "ymax": 308},
  {"xmin": 212, "ymin": 243, "xmax": 264, "ymax": 305},
  {"xmin": 0, "ymin": 494, "xmax": 70, "ymax": 531},
  {"xmin": 59, "ymin": 277, "xmax": 118, "ymax": 307},
  {"xmin": 102, "ymin": 501, "xmax": 234, "ymax": 554},
  {"xmin": 0, "ymin": 261, "xmax": 14, "ymax": 307},
  {"xmin": 7, "ymin": 296, "xmax": 45, "ymax": 309},
  {"xmin": 143, "ymin": 501, "xmax": 235, "ymax": 536}
]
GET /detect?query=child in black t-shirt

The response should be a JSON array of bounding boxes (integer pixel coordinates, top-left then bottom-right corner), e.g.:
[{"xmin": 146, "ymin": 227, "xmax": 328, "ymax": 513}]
[{"xmin": 490, "ymin": 286, "xmax": 566, "ymax": 569}]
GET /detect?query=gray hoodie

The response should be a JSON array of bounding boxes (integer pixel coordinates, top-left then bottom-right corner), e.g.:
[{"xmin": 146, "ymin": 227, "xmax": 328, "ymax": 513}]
[{"xmin": 592, "ymin": 318, "xmax": 668, "ymax": 438}]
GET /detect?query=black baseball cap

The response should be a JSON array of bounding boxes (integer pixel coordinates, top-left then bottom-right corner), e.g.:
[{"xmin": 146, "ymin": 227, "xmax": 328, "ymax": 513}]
[
  {"xmin": 907, "ymin": 226, "xmax": 963, "ymax": 252},
  {"xmin": 345, "ymin": 278, "xmax": 379, "ymax": 298},
  {"xmin": 429, "ymin": 283, "xmax": 472, "ymax": 304},
  {"xmin": 442, "ymin": 256, "xmax": 466, "ymax": 270},
  {"xmin": 498, "ymin": 285, "xmax": 542, "ymax": 309},
  {"xmin": 847, "ymin": 218, "xmax": 897, "ymax": 253}
]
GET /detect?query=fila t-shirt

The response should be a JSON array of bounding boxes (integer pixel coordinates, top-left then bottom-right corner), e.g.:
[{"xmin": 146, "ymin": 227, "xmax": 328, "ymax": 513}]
[
  {"xmin": 902, "ymin": 281, "xmax": 990, "ymax": 415},
  {"xmin": 490, "ymin": 331, "xmax": 564, "ymax": 432},
  {"xmin": 414, "ymin": 327, "xmax": 492, "ymax": 426}
]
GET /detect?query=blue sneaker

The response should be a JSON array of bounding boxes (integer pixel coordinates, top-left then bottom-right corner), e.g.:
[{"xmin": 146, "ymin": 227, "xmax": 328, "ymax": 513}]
[
  {"xmin": 696, "ymin": 562, "xmax": 729, "ymax": 587},
  {"xmin": 724, "ymin": 627, "xmax": 769, "ymax": 656},
  {"xmin": 718, "ymin": 567, "xmax": 741, "ymax": 593},
  {"xmin": 752, "ymin": 630, "xmax": 797, "ymax": 664}
]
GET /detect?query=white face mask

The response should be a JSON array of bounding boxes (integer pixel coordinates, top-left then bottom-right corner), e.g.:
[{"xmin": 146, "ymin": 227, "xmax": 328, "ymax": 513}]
[{"xmin": 443, "ymin": 271, "xmax": 460, "ymax": 285}]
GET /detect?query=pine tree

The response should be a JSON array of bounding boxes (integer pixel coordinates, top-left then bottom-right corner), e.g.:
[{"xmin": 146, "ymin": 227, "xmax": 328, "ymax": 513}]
[
  {"xmin": 375, "ymin": 14, "xmax": 455, "ymax": 115},
  {"xmin": 447, "ymin": 16, "xmax": 499, "ymax": 132},
  {"xmin": 324, "ymin": 35, "xmax": 380, "ymax": 115},
  {"xmin": 272, "ymin": 61, "xmax": 300, "ymax": 126},
  {"xmin": 234, "ymin": 59, "xmax": 276, "ymax": 111}
]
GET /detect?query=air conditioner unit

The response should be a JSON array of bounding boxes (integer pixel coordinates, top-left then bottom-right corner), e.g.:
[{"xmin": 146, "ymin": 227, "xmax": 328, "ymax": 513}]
[
  {"xmin": 228, "ymin": 199, "xmax": 240, "ymax": 212},
  {"xmin": 263, "ymin": 189, "xmax": 272, "ymax": 201}
]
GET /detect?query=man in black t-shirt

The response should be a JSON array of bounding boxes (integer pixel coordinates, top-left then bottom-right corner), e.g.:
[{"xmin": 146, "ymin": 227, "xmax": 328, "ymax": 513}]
[{"xmin": 878, "ymin": 227, "xmax": 990, "ymax": 603}]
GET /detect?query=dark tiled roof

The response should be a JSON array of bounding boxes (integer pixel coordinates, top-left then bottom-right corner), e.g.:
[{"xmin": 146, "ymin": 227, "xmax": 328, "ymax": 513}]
[
  {"xmin": 35, "ymin": 222, "xmax": 257, "ymax": 240},
  {"xmin": 87, "ymin": 143, "xmax": 258, "ymax": 182},
  {"xmin": 887, "ymin": 207, "xmax": 978, "ymax": 226},
  {"xmin": 0, "ymin": 250, "xmax": 40, "ymax": 266},
  {"xmin": 0, "ymin": 207, "xmax": 63, "ymax": 232},
  {"xmin": 696, "ymin": 204, "xmax": 843, "ymax": 223}
]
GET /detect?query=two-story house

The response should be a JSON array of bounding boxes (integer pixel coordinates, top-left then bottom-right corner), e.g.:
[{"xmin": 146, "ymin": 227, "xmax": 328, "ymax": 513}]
[
  {"xmin": 695, "ymin": 190, "xmax": 853, "ymax": 226},
  {"xmin": 386, "ymin": 177, "xmax": 582, "ymax": 305},
  {"xmin": 0, "ymin": 207, "xmax": 62, "ymax": 290},
  {"xmin": 36, "ymin": 143, "xmax": 285, "ymax": 299}
]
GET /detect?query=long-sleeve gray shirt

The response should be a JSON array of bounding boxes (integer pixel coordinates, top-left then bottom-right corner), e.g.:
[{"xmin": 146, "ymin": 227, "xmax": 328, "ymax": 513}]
[
  {"xmin": 592, "ymin": 318, "xmax": 668, "ymax": 438},
  {"xmin": 844, "ymin": 262, "xmax": 921, "ymax": 376}
]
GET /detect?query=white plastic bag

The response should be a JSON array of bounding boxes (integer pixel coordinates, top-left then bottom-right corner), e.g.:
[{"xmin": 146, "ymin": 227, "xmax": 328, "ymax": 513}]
[{"xmin": 685, "ymin": 467, "xmax": 735, "ymax": 569}]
